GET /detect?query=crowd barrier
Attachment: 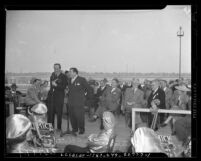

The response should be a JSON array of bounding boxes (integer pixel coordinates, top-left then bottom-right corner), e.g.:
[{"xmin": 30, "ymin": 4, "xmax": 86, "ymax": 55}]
[{"xmin": 132, "ymin": 108, "xmax": 191, "ymax": 131}]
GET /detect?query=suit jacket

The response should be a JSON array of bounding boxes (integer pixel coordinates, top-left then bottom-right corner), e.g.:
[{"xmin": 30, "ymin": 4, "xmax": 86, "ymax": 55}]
[
  {"xmin": 50, "ymin": 72, "xmax": 67, "ymax": 96},
  {"xmin": 100, "ymin": 86, "xmax": 121, "ymax": 111},
  {"xmin": 122, "ymin": 88, "xmax": 146, "ymax": 111},
  {"xmin": 85, "ymin": 85, "xmax": 95, "ymax": 107},
  {"xmin": 177, "ymin": 93, "xmax": 189, "ymax": 110},
  {"xmin": 147, "ymin": 88, "xmax": 166, "ymax": 109},
  {"xmin": 170, "ymin": 90, "xmax": 180, "ymax": 108},
  {"xmin": 96, "ymin": 86, "xmax": 107, "ymax": 99},
  {"xmin": 68, "ymin": 76, "xmax": 92, "ymax": 106},
  {"xmin": 24, "ymin": 85, "xmax": 41, "ymax": 106},
  {"xmin": 142, "ymin": 86, "xmax": 152, "ymax": 101},
  {"xmin": 163, "ymin": 87, "xmax": 173, "ymax": 109}
]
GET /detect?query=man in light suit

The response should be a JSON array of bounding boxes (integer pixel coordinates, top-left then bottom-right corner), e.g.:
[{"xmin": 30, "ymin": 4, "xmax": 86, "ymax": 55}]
[
  {"xmin": 68, "ymin": 68, "xmax": 92, "ymax": 135},
  {"xmin": 90, "ymin": 78, "xmax": 121, "ymax": 129},
  {"xmin": 122, "ymin": 78, "xmax": 147, "ymax": 129},
  {"xmin": 24, "ymin": 77, "xmax": 42, "ymax": 107},
  {"xmin": 147, "ymin": 79, "xmax": 166, "ymax": 131}
]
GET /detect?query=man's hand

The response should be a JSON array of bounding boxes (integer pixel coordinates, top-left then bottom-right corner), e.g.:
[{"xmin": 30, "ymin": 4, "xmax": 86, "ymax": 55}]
[
  {"xmin": 52, "ymin": 81, "xmax": 57, "ymax": 87},
  {"xmin": 150, "ymin": 104, "xmax": 158, "ymax": 114}
]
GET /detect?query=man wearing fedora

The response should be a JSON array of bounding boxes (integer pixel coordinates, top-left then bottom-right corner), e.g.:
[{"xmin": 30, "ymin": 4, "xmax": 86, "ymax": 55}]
[
  {"xmin": 161, "ymin": 84, "xmax": 190, "ymax": 135},
  {"xmin": 170, "ymin": 84, "xmax": 190, "ymax": 110}
]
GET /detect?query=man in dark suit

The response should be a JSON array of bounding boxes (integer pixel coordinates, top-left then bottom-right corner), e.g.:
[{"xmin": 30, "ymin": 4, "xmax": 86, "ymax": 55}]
[
  {"xmin": 68, "ymin": 67, "xmax": 92, "ymax": 135},
  {"xmin": 147, "ymin": 79, "xmax": 166, "ymax": 130},
  {"xmin": 48, "ymin": 63, "xmax": 67, "ymax": 134}
]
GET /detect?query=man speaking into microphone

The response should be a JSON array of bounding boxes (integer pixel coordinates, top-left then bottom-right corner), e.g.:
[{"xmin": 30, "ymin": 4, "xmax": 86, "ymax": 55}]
[{"xmin": 48, "ymin": 63, "xmax": 67, "ymax": 134}]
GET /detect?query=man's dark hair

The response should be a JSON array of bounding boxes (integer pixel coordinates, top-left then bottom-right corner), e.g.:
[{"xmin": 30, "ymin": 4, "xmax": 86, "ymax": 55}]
[
  {"xmin": 70, "ymin": 68, "xmax": 78, "ymax": 74},
  {"xmin": 112, "ymin": 78, "xmax": 119, "ymax": 84},
  {"xmin": 65, "ymin": 70, "xmax": 69, "ymax": 74},
  {"xmin": 54, "ymin": 63, "xmax": 61, "ymax": 69}
]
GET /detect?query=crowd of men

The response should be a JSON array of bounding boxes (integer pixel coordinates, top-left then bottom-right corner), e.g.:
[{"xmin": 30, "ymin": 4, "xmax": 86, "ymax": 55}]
[{"xmin": 5, "ymin": 63, "xmax": 192, "ymax": 156}]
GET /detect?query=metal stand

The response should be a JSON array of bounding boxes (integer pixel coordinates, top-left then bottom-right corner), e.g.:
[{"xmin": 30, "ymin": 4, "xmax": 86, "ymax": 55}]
[{"xmin": 60, "ymin": 103, "xmax": 73, "ymax": 137}]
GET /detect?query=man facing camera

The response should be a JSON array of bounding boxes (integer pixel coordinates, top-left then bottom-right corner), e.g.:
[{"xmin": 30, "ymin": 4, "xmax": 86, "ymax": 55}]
[
  {"xmin": 147, "ymin": 79, "xmax": 166, "ymax": 130},
  {"xmin": 68, "ymin": 68, "xmax": 92, "ymax": 135},
  {"xmin": 48, "ymin": 63, "xmax": 67, "ymax": 134},
  {"xmin": 122, "ymin": 78, "xmax": 147, "ymax": 129}
]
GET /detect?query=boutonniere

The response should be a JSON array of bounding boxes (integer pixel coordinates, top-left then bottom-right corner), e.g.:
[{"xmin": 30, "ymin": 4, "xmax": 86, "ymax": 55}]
[
  {"xmin": 112, "ymin": 92, "xmax": 117, "ymax": 94},
  {"xmin": 75, "ymin": 82, "xmax": 80, "ymax": 86}
]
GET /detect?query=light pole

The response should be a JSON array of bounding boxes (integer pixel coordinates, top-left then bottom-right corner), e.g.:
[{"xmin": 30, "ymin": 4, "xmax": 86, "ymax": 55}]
[{"xmin": 177, "ymin": 26, "xmax": 184, "ymax": 79}]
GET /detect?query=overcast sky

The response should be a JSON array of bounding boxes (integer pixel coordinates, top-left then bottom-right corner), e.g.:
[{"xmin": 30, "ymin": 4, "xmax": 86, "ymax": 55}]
[{"xmin": 5, "ymin": 6, "xmax": 191, "ymax": 73}]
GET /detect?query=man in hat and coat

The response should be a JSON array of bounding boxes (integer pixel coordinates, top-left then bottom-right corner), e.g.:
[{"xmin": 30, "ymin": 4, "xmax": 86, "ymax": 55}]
[{"xmin": 161, "ymin": 85, "xmax": 190, "ymax": 135}]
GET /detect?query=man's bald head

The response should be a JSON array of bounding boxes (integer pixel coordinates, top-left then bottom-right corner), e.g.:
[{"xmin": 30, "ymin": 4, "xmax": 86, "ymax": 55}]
[{"xmin": 151, "ymin": 79, "xmax": 159, "ymax": 91}]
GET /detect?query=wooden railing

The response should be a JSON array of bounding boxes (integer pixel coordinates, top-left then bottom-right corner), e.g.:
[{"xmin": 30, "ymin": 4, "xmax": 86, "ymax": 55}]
[{"xmin": 132, "ymin": 108, "xmax": 191, "ymax": 131}]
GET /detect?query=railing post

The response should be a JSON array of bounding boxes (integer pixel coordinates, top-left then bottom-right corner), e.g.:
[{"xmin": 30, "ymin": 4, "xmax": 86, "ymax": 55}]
[{"xmin": 132, "ymin": 108, "xmax": 135, "ymax": 131}]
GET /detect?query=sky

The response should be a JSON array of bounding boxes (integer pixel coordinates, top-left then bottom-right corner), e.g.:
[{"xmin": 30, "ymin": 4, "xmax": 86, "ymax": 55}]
[{"xmin": 5, "ymin": 6, "xmax": 191, "ymax": 73}]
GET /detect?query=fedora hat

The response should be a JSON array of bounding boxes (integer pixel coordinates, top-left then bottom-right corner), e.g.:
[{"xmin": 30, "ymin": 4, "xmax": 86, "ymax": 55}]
[{"xmin": 175, "ymin": 85, "xmax": 190, "ymax": 92}]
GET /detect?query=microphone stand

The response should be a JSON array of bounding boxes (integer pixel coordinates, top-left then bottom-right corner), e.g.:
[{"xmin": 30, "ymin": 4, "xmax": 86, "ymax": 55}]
[{"xmin": 60, "ymin": 93, "xmax": 75, "ymax": 137}]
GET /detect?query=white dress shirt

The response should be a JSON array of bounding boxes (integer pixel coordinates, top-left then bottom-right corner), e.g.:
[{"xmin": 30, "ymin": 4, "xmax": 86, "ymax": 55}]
[
  {"xmin": 71, "ymin": 75, "xmax": 78, "ymax": 84},
  {"xmin": 111, "ymin": 88, "xmax": 116, "ymax": 93}
]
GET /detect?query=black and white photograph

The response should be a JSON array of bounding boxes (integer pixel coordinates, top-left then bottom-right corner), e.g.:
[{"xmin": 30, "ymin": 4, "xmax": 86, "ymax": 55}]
[{"xmin": 5, "ymin": 5, "xmax": 194, "ymax": 157}]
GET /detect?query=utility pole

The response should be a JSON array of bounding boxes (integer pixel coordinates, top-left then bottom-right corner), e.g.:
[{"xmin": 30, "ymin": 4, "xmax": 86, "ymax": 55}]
[{"xmin": 177, "ymin": 26, "xmax": 184, "ymax": 79}]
